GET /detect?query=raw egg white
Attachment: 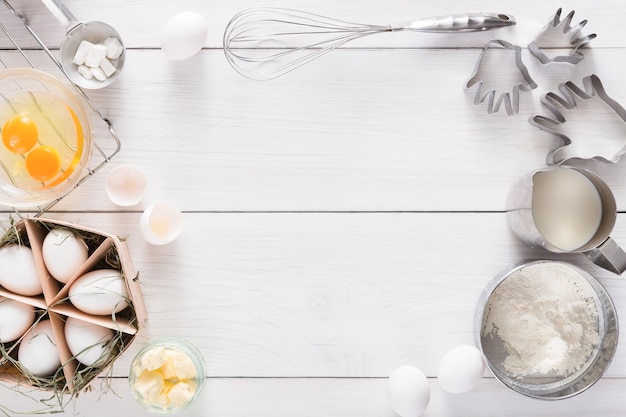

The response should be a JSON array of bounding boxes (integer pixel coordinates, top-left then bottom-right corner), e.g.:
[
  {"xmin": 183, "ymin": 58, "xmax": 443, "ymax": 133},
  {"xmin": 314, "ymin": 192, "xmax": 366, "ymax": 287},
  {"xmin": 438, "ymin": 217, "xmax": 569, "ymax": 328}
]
[
  {"xmin": 160, "ymin": 11, "xmax": 208, "ymax": 60},
  {"xmin": 18, "ymin": 319, "xmax": 61, "ymax": 377},
  {"xmin": 0, "ymin": 245, "xmax": 43, "ymax": 296},
  {"xmin": 64, "ymin": 317, "xmax": 114, "ymax": 366},
  {"xmin": 437, "ymin": 345, "xmax": 485, "ymax": 394},
  {"xmin": 106, "ymin": 164, "xmax": 147, "ymax": 206},
  {"xmin": 0, "ymin": 296, "xmax": 35, "ymax": 342},
  {"xmin": 68, "ymin": 269, "xmax": 129, "ymax": 315},
  {"xmin": 388, "ymin": 365, "xmax": 430, "ymax": 417},
  {"xmin": 42, "ymin": 228, "xmax": 89, "ymax": 284}
]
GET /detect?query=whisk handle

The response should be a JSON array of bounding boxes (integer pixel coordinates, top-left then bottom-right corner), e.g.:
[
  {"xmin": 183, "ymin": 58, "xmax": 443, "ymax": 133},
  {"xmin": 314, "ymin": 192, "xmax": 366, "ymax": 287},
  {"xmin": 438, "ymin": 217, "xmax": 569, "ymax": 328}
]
[{"xmin": 391, "ymin": 13, "xmax": 515, "ymax": 32}]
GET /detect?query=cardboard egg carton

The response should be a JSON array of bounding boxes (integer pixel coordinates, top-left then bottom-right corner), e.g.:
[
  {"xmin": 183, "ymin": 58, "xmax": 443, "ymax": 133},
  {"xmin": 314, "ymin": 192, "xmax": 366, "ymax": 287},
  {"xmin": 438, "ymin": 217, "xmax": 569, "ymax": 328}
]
[{"xmin": 0, "ymin": 218, "xmax": 146, "ymax": 393}]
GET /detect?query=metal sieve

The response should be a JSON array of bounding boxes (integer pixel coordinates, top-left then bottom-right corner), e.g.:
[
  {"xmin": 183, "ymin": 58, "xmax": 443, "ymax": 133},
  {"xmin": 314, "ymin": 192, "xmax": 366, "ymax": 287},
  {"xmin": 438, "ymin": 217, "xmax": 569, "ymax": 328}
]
[{"xmin": 475, "ymin": 260, "xmax": 618, "ymax": 400}]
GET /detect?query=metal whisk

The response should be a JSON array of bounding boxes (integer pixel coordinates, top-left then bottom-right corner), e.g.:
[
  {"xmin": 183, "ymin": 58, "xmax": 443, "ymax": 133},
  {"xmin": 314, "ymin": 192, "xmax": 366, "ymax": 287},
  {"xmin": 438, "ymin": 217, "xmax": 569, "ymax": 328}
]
[{"xmin": 223, "ymin": 8, "xmax": 515, "ymax": 80}]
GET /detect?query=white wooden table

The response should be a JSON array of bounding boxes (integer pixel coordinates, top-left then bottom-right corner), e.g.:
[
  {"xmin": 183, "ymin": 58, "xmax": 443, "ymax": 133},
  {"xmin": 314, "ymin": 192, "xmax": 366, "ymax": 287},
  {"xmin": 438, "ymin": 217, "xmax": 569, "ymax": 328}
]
[{"xmin": 3, "ymin": 0, "xmax": 626, "ymax": 415}]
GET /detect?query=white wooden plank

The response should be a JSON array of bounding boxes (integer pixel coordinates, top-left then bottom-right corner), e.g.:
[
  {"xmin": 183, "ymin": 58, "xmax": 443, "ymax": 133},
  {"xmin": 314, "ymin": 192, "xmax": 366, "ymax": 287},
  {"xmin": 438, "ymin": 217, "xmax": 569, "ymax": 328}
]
[
  {"xmin": 11, "ymin": 212, "xmax": 625, "ymax": 380},
  {"xmin": 4, "ymin": 377, "xmax": 626, "ymax": 417},
  {"xmin": 15, "ymin": 0, "xmax": 626, "ymax": 49},
  {"xmin": 5, "ymin": 47, "xmax": 622, "ymax": 213}
]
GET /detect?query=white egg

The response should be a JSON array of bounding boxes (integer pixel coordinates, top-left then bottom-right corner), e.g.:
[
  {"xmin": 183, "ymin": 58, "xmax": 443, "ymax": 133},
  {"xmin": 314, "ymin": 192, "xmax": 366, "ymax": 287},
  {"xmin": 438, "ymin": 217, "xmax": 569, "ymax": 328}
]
[
  {"xmin": 140, "ymin": 201, "xmax": 184, "ymax": 245},
  {"xmin": 0, "ymin": 245, "xmax": 42, "ymax": 296},
  {"xmin": 42, "ymin": 228, "xmax": 89, "ymax": 284},
  {"xmin": 0, "ymin": 296, "xmax": 35, "ymax": 342},
  {"xmin": 68, "ymin": 269, "xmax": 129, "ymax": 316},
  {"xmin": 18, "ymin": 320, "xmax": 61, "ymax": 377},
  {"xmin": 106, "ymin": 164, "xmax": 147, "ymax": 206},
  {"xmin": 388, "ymin": 365, "xmax": 430, "ymax": 417},
  {"xmin": 437, "ymin": 345, "xmax": 485, "ymax": 394},
  {"xmin": 160, "ymin": 11, "xmax": 208, "ymax": 60},
  {"xmin": 64, "ymin": 317, "xmax": 114, "ymax": 366}
]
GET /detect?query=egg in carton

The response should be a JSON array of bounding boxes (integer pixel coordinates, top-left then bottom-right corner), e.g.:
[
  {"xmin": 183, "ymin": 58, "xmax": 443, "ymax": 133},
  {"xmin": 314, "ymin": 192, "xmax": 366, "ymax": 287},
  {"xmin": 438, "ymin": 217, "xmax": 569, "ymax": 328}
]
[{"xmin": 0, "ymin": 217, "xmax": 146, "ymax": 394}]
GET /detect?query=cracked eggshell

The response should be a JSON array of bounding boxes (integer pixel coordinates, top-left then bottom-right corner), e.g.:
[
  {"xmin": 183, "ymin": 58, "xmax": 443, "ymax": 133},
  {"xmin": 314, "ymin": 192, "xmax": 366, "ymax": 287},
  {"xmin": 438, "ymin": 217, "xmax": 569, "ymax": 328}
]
[
  {"xmin": 106, "ymin": 164, "xmax": 147, "ymax": 206},
  {"xmin": 140, "ymin": 201, "xmax": 184, "ymax": 245}
]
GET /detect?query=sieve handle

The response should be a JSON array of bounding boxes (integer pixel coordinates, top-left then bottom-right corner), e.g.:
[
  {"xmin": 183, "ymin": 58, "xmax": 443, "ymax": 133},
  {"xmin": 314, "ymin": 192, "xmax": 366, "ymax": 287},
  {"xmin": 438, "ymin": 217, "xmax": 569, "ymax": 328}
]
[
  {"xmin": 584, "ymin": 237, "xmax": 626, "ymax": 275},
  {"xmin": 40, "ymin": 0, "xmax": 80, "ymax": 32}
]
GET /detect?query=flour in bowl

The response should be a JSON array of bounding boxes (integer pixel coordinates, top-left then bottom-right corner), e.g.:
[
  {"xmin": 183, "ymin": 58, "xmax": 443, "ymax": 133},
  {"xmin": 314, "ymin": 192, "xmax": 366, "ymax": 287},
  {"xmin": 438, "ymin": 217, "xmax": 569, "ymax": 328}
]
[{"xmin": 482, "ymin": 262, "xmax": 600, "ymax": 377}]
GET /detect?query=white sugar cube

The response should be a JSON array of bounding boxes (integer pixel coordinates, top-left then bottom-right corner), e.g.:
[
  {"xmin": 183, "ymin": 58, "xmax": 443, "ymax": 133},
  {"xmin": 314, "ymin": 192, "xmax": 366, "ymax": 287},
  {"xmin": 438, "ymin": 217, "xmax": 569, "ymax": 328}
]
[
  {"xmin": 104, "ymin": 36, "xmax": 124, "ymax": 60},
  {"xmin": 72, "ymin": 40, "xmax": 94, "ymax": 65},
  {"xmin": 99, "ymin": 58, "xmax": 117, "ymax": 77},
  {"xmin": 90, "ymin": 67, "xmax": 107, "ymax": 81},
  {"xmin": 84, "ymin": 44, "xmax": 108, "ymax": 68},
  {"xmin": 77, "ymin": 65, "xmax": 94, "ymax": 80}
]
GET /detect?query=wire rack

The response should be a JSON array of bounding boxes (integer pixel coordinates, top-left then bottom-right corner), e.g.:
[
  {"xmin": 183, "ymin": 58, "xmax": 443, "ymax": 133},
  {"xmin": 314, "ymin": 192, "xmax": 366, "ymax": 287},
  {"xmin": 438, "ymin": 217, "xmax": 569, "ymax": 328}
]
[{"xmin": 0, "ymin": 0, "xmax": 121, "ymax": 217}]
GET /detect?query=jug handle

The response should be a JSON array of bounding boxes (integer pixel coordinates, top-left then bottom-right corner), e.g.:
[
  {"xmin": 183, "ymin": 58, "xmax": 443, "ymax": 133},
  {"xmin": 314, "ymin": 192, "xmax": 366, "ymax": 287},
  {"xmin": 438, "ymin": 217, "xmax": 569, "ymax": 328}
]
[{"xmin": 585, "ymin": 237, "xmax": 626, "ymax": 275}]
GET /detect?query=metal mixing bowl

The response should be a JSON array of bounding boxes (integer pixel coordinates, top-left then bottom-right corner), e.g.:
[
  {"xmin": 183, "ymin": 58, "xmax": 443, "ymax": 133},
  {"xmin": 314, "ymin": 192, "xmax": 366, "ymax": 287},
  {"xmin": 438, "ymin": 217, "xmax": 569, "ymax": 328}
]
[
  {"xmin": 0, "ymin": 68, "xmax": 92, "ymax": 209},
  {"xmin": 475, "ymin": 260, "xmax": 618, "ymax": 399}
]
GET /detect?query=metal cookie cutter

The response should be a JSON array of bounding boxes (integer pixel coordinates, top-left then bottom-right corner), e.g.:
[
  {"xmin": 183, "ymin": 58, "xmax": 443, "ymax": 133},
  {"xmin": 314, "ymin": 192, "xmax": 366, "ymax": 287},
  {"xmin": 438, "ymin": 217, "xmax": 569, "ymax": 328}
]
[
  {"xmin": 465, "ymin": 39, "xmax": 537, "ymax": 115},
  {"xmin": 530, "ymin": 74, "xmax": 626, "ymax": 164},
  {"xmin": 529, "ymin": 8, "xmax": 597, "ymax": 65}
]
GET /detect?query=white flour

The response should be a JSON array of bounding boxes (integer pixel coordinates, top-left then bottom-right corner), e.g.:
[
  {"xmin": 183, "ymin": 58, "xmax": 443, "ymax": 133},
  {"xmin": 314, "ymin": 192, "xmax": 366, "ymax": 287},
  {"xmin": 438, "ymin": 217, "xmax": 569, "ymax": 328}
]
[{"xmin": 483, "ymin": 262, "xmax": 600, "ymax": 377}]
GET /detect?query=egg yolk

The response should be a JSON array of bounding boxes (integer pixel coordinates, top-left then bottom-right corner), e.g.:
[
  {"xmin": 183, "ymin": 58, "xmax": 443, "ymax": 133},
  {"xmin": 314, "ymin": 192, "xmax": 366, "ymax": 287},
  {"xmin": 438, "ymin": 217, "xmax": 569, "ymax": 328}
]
[
  {"xmin": 25, "ymin": 146, "xmax": 61, "ymax": 181},
  {"xmin": 2, "ymin": 114, "xmax": 38, "ymax": 154}
]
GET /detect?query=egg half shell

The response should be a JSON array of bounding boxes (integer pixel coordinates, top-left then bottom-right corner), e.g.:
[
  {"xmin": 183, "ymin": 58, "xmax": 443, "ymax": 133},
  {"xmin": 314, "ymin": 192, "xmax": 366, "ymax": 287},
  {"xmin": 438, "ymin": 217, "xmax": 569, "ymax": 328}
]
[
  {"xmin": 437, "ymin": 345, "xmax": 485, "ymax": 394},
  {"xmin": 388, "ymin": 365, "xmax": 430, "ymax": 417},
  {"xmin": 64, "ymin": 317, "xmax": 114, "ymax": 366},
  {"xmin": 160, "ymin": 11, "xmax": 208, "ymax": 61},
  {"xmin": 106, "ymin": 164, "xmax": 147, "ymax": 206},
  {"xmin": 140, "ymin": 201, "xmax": 184, "ymax": 245},
  {"xmin": 42, "ymin": 228, "xmax": 89, "ymax": 284},
  {"xmin": 18, "ymin": 319, "xmax": 61, "ymax": 377},
  {"xmin": 68, "ymin": 269, "xmax": 129, "ymax": 315},
  {"xmin": 0, "ymin": 245, "xmax": 43, "ymax": 296},
  {"xmin": 0, "ymin": 296, "xmax": 35, "ymax": 342}
]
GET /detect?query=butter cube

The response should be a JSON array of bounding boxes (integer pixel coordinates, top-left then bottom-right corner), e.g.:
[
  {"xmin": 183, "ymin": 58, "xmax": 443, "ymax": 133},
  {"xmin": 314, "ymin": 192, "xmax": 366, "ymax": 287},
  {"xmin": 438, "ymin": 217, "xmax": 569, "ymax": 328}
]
[
  {"xmin": 160, "ymin": 348, "xmax": 197, "ymax": 380},
  {"xmin": 133, "ymin": 370, "xmax": 164, "ymax": 403},
  {"xmin": 140, "ymin": 346, "xmax": 167, "ymax": 372},
  {"xmin": 167, "ymin": 381, "xmax": 196, "ymax": 407}
]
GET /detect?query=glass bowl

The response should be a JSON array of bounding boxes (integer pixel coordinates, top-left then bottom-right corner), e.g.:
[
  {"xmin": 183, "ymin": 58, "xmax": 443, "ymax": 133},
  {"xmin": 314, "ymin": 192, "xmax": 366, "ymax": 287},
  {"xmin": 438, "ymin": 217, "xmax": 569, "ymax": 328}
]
[
  {"xmin": 129, "ymin": 337, "xmax": 205, "ymax": 414},
  {"xmin": 0, "ymin": 68, "xmax": 92, "ymax": 208}
]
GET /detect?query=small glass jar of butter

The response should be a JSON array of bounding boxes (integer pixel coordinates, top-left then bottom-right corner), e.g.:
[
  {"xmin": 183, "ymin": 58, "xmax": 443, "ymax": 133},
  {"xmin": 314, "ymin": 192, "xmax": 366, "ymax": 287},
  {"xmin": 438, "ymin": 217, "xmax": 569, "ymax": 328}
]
[{"xmin": 129, "ymin": 337, "xmax": 205, "ymax": 414}]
